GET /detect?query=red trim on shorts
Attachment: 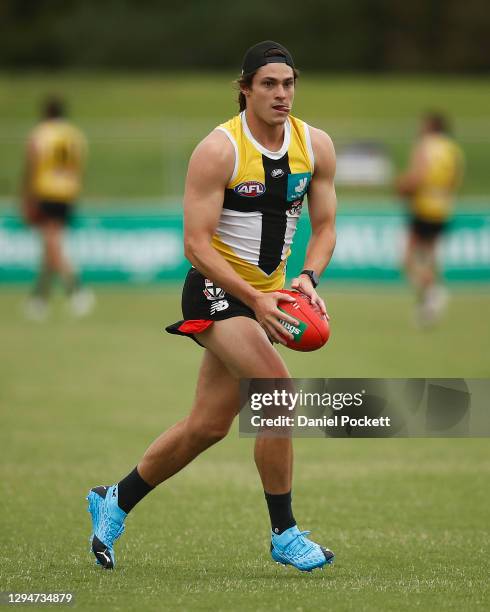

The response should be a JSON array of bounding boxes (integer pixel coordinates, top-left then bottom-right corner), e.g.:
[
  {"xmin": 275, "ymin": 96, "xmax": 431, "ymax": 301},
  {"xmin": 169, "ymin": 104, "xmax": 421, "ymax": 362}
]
[{"xmin": 178, "ymin": 320, "xmax": 214, "ymax": 334}]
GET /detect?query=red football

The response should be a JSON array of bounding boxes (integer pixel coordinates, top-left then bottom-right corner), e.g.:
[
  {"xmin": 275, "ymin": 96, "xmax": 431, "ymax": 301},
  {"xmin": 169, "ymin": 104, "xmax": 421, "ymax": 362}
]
[{"xmin": 276, "ymin": 289, "xmax": 330, "ymax": 352}]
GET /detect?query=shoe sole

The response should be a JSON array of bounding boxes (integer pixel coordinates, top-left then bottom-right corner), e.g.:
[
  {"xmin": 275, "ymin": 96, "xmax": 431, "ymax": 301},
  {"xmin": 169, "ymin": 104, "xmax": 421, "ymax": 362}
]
[{"xmin": 271, "ymin": 547, "xmax": 335, "ymax": 572}]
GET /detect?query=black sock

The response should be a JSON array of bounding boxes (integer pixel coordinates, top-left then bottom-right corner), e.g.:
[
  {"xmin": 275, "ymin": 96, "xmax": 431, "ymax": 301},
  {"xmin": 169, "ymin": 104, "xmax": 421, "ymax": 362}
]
[
  {"xmin": 265, "ymin": 490, "xmax": 296, "ymax": 535},
  {"xmin": 117, "ymin": 467, "xmax": 154, "ymax": 514}
]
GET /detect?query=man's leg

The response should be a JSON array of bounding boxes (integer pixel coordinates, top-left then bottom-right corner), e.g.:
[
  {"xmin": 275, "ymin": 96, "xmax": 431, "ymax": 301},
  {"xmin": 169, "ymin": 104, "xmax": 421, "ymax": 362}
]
[
  {"xmin": 405, "ymin": 230, "xmax": 425, "ymax": 293},
  {"xmin": 135, "ymin": 348, "xmax": 241, "ymax": 488},
  {"xmin": 87, "ymin": 345, "xmax": 241, "ymax": 568},
  {"xmin": 41, "ymin": 220, "xmax": 79, "ymax": 293},
  {"xmin": 24, "ymin": 244, "xmax": 53, "ymax": 320},
  {"xmin": 199, "ymin": 317, "xmax": 334, "ymax": 569},
  {"xmin": 198, "ymin": 316, "xmax": 293, "ymax": 494},
  {"xmin": 41, "ymin": 218, "xmax": 95, "ymax": 316},
  {"xmin": 122, "ymin": 317, "xmax": 291, "ymax": 507}
]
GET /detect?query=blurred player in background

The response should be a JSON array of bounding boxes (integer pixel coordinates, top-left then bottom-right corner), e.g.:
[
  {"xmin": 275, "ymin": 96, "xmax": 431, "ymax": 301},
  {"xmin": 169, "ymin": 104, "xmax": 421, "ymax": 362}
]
[
  {"xmin": 87, "ymin": 41, "xmax": 337, "ymax": 573},
  {"xmin": 396, "ymin": 112, "xmax": 464, "ymax": 327},
  {"xmin": 21, "ymin": 96, "xmax": 94, "ymax": 320}
]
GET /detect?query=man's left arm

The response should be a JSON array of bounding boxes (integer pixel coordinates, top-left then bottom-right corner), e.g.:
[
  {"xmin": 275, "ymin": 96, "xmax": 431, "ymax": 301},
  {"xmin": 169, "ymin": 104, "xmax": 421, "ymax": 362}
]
[
  {"xmin": 20, "ymin": 136, "xmax": 38, "ymax": 224},
  {"xmin": 291, "ymin": 127, "xmax": 337, "ymax": 315}
]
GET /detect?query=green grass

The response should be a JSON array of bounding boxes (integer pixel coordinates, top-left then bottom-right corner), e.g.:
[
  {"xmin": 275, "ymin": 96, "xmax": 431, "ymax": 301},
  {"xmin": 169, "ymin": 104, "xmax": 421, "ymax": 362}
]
[
  {"xmin": 0, "ymin": 73, "xmax": 489, "ymax": 200},
  {"xmin": 1, "ymin": 287, "xmax": 489, "ymax": 610}
]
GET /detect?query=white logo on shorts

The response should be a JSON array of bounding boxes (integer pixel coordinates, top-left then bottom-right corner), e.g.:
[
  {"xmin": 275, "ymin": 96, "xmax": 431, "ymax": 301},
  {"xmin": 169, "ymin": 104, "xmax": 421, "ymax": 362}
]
[
  {"xmin": 210, "ymin": 300, "xmax": 229, "ymax": 315},
  {"xmin": 203, "ymin": 278, "xmax": 225, "ymax": 301}
]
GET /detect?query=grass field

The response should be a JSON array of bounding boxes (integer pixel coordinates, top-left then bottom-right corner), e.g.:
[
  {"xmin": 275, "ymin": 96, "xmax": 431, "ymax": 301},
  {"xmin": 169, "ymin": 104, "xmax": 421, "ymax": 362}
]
[
  {"xmin": 1, "ymin": 73, "xmax": 490, "ymax": 201},
  {"xmin": 1, "ymin": 287, "xmax": 489, "ymax": 611}
]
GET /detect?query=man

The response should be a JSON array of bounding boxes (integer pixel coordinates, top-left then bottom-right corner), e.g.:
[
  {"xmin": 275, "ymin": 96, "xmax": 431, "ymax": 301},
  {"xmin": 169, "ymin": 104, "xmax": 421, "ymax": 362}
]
[
  {"xmin": 21, "ymin": 96, "xmax": 94, "ymax": 320},
  {"xmin": 87, "ymin": 41, "xmax": 337, "ymax": 572},
  {"xmin": 396, "ymin": 112, "xmax": 464, "ymax": 327}
]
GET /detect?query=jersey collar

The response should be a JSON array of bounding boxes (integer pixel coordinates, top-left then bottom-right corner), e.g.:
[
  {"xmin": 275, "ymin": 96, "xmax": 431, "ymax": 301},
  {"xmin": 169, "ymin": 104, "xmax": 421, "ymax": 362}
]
[{"xmin": 241, "ymin": 111, "xmax": 291, "ymax": 160}]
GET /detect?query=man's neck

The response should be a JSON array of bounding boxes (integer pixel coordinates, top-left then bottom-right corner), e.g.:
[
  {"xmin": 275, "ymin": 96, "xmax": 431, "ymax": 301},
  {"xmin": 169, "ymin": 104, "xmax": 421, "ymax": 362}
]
[{"xmin": 244, "ymin": 109, "xmax": 286, "ymax": 152}]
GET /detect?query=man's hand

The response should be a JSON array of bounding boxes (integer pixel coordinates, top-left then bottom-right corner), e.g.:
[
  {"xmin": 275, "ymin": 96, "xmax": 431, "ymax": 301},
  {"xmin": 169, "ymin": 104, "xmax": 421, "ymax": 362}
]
[
  {"xmin": 291, "ymin": 275, "xmax": 329, "ymax": 319},
  {"xmin": 252, "ymin": 291, "xmax": 299, "ymax": 346}
]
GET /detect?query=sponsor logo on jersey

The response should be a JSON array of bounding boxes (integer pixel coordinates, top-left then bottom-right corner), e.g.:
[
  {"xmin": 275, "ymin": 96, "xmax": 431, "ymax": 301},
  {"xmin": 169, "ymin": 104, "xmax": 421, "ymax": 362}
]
[
  {"xmin": 286, "ymin": 172, "xmax": 312, "ymax": 202},
  {"xmin": 234, "ymin": 181, "xmax": 266, "ymax": 197},
  {"xmin": 287, "ymin": 200, "xmax": 303, "ymax": 217},
  {"xmin": 203, "ymin": 278, "xmax": 226, "ymax": 301},
  {"xmin": 271, "ymin": 168, "xmax": 285, "ymax": 178}
]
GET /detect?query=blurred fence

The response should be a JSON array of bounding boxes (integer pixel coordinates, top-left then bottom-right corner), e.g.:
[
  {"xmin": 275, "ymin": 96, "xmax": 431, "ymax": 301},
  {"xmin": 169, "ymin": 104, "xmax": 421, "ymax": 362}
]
[{"xmin": 1, "ymin": 117, "xmax": 490, "ymax": 201}]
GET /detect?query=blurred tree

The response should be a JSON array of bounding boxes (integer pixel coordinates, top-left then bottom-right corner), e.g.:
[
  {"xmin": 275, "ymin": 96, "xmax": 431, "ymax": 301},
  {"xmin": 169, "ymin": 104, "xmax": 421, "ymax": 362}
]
[{"xmin": 0, "ymin": 0, "xmax": 488, "ymax": 72}]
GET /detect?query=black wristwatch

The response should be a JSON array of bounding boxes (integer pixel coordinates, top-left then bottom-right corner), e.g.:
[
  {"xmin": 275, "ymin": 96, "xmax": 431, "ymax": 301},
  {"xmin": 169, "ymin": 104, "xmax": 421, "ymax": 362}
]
[{"xmin": 300, "ymin": 269, "xmax": 319, "ymax": 288}]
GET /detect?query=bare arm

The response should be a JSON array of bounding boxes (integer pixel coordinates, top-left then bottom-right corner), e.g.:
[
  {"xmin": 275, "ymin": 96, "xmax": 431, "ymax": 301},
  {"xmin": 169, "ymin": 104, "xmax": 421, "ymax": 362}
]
[
  {"xmin": 291, "ymin": 127, "xmax": 337, "ymax": 314},
  {"xmin": 20, "ymin": 136, "xmax": 38, "ymax": 222},
  {"xmin": 396, "ymin": 141, "xmax": 426, "ymax": 197},
  {"xmin": 183, "ymin": 130, "xmax": 297, "ymax": 344}
]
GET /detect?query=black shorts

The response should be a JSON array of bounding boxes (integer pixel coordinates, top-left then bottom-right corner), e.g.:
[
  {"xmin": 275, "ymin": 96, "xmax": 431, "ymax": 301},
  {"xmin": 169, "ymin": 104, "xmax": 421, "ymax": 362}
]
[
  {"xmin": 410, "ymin": 217, "xmax": 448, "ymax": 241},
  {"xmin": 38, "ymin": 200, "xmax": 74, "ymax": 225},
  {"xmin": 165, "ymin": 267, "xmax": 256, "ymax": 345}
]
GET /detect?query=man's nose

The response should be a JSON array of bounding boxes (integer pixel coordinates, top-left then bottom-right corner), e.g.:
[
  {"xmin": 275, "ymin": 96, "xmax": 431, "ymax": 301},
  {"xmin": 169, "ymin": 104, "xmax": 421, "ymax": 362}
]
[{"xmin": 275, "ymin": 85, "xmax": 286, "ymax": 98}]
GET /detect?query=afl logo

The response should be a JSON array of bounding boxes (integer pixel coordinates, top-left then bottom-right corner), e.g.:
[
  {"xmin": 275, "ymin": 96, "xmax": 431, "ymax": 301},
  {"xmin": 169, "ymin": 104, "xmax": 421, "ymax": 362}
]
[
  {"xmin": 234, "ymin": 181, "xmax": 266, "ymax": 197},
  {"xmin": 271, "ymin": 168, "xmax": 285, "ymax": 178}
]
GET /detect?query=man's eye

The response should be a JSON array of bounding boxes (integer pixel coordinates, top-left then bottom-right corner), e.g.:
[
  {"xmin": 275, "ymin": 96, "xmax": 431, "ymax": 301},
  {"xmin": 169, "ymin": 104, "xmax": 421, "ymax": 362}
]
[{"xmin": 264, "ymin": 81, "xmax": 273, "ymax": 87}]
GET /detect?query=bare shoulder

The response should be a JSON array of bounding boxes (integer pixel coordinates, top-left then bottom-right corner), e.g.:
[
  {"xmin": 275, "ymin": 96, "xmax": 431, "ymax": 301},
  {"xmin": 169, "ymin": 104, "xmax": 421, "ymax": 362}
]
[
  {"xmin": 308, "ymin": 126, "xmax": 336, "ymax": 176},
  {"xmin": 189, "ymin": 128, "xmax": 235, "ymax": 176}
]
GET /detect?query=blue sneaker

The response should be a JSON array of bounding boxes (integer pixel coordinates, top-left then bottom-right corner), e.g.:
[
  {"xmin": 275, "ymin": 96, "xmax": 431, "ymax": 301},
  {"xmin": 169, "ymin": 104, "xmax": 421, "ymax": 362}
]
[
  {"xmin": 271, "ymin": 525, "xmax": 334, "ymax": 572},
  {"xmin": 86, "ymin": 485, "xmax": 127, "ymax": 569}
]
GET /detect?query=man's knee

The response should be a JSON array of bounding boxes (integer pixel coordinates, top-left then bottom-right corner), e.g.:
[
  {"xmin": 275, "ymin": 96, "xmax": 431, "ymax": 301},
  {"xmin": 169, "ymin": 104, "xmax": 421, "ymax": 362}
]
[{"xmin": 185, "ymin": 414, "xmax": 233, "ymax": 448}]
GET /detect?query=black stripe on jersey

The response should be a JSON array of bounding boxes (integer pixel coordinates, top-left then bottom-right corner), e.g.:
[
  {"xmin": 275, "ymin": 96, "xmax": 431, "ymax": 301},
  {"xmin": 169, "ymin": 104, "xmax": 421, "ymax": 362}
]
[
  {"xmin": 258, "ymin": 153, "xmax": 291, "ymax": 274},
  {"xmin": 221, "ymin": 153, "xmax": 291, "ymax": 275}
]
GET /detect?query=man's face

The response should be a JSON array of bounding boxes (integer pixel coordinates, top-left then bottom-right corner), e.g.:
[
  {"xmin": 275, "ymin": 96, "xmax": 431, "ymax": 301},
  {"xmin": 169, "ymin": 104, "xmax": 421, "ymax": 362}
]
[{"xmin": 242, "ymin": 63, "xmax": 295, "ymax": 126}]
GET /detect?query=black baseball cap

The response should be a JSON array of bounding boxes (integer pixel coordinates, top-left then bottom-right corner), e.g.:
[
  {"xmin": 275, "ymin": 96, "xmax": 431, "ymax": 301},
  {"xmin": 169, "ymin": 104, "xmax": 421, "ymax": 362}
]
[{"xmin": 241, "ymin": 41, "xmax": 295, "ymax": 74}]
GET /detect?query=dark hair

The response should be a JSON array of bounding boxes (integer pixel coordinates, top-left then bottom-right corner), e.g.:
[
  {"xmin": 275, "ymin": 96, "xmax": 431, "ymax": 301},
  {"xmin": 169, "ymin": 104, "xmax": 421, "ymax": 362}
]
[
  {"xmin": 423, "ymin": 111, "xmax": 450, "ymax": 134},
  {"xmin": 235, "ymin": 48, "xmax": 299, "ymax": 112},
  {"xmin": 42, "ymin": 96, "xmax": 65, "ymax": 119}
]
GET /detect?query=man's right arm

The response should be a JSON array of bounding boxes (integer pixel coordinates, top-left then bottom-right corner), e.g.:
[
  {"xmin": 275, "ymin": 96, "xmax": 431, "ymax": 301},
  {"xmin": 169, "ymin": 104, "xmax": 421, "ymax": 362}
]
[
  {"xmin": 396, "ymin": 141, "xmax": 427, "ymax": 197},
  {"xmin": 183, "ymin": 130, "xmax": 297, "ymax": 344}
]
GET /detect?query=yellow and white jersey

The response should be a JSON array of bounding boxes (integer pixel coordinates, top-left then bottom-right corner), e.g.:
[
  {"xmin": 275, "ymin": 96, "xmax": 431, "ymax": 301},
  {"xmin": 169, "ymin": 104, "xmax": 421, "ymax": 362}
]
[
  {"xmin": 212, "ymin": 111, "xmax": 314, "ymax": 291},
  {"xmin": 413, "ymin": 134, "xmax": 464, "ymax": 222},
  {"xmin": 29, "ymin": 119, "xmax": 87, "ymax": 203}
]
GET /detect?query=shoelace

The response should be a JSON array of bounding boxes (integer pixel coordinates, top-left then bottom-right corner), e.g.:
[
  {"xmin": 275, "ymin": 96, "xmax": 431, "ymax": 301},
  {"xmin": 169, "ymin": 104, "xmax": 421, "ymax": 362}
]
[{"xmin": 283, "ymin": 531, "xmax": 317, "ymax": 560}]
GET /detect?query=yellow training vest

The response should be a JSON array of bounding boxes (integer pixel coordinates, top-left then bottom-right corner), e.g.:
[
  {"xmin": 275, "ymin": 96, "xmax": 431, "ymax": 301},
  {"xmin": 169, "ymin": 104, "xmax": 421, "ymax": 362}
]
[
  {"xmin": 30, "ymin": 119, "xmax": 87, "ymax": 202},
  {"xmin": 412, "ymin": 134, "xmax": 464, "ymax": 222}
]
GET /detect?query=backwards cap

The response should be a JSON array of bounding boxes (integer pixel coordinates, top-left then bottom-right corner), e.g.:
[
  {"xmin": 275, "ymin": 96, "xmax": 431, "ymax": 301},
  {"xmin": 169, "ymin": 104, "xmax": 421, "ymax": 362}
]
[{"xmin": 241, "ymin": 40, "xmax": 295, "ymax": 74}]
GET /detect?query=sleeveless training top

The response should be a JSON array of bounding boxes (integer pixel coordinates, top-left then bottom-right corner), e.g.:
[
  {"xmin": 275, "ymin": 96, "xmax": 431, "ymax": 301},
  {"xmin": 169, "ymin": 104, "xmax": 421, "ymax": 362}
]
[
  {"xmin": 30, "ymin": 119, "xmax": 87, "ymax": 203},
  {"xmin": 212, "ymin": 111, "xmax": 315, "ymax": 291},
  {"xmin": 412, "ymin": 134, "xmax": 464, "ymax": 223}
]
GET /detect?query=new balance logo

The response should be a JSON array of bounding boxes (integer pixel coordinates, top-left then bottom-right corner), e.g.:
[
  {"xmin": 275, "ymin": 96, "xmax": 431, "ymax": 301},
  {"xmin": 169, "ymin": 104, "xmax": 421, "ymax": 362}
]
[{"xmin": 210, "ymin": 300, "xmax": 229, "ymax": 315}]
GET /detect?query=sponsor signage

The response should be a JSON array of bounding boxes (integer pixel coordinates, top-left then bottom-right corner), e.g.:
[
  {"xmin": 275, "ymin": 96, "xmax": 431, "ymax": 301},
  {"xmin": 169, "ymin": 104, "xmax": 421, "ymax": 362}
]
[{"xmin": 0, "ymin": 207, "xmax": 489, "ymax": 283}]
